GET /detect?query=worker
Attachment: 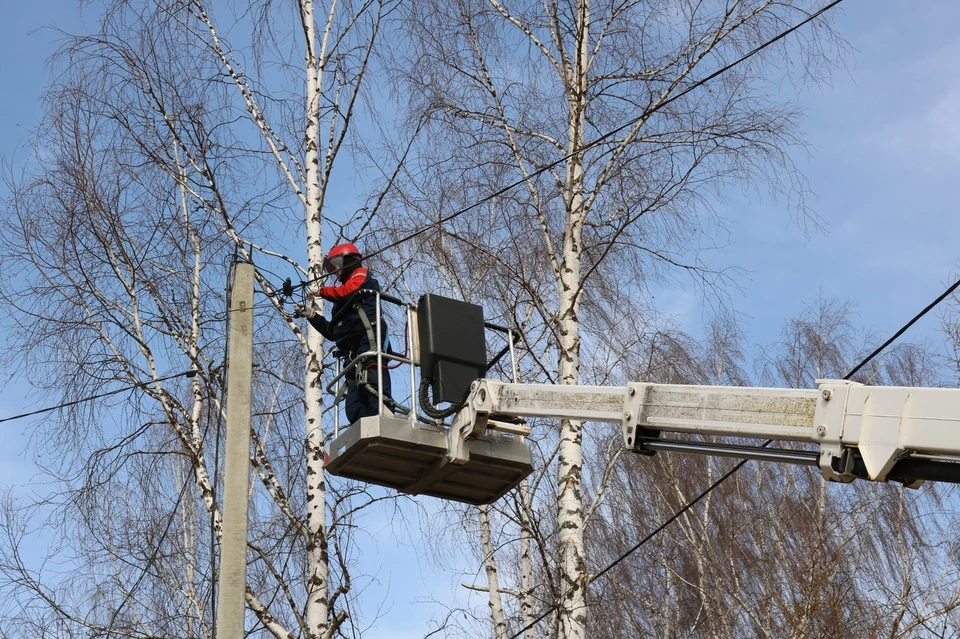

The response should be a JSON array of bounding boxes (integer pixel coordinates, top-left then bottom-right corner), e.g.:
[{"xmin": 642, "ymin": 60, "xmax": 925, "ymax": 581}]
[{"xmin": 295, "ymin": 243, "xmax": 393, "ymax": 423}]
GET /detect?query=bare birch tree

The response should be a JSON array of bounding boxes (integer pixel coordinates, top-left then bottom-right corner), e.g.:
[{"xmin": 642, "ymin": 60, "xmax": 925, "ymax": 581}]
[
  {"xmin": 582, "ymin": 295, "xmax": 960, "ymax": 637},
  {"xmin": 378, "ymin": 1, "xmax": 845, "ymax": 636},
  {"xmin": 0, "ymin": 0, "xmax": 402, "ymax": 636}
]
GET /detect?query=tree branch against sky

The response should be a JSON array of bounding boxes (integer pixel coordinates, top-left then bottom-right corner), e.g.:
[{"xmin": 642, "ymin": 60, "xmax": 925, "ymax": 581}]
[
  {"xmin": 2, "ymin": 1, "xmax": 960, "ymax": 637},
  {"xmin": 383, "ymin": 1, "xmax": 846, "ymax": 635},
  {"xmin": 0, "ymin": 0, "xmax": 401, "ymax": 637}
]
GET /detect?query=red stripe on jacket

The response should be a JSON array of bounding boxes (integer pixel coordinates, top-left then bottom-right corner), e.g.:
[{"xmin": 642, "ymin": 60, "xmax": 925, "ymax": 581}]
[{"xmin": 318, "ymin": 267, "xmax": 368, "ymax": 300}]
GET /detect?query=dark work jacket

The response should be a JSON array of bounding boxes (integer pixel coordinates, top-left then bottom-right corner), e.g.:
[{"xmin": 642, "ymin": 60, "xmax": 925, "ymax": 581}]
[{"xmin": 308, "ymin": 266, "xmax": 386, "ymax": 357}]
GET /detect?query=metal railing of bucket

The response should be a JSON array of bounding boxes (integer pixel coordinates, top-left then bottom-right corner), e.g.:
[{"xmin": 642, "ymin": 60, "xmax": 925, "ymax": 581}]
[
  {"xmin": 324, "ymin": 290, "xmax": 417, "ymax": 438},
  {"xmin": 323, "ymin": 291, "xmax": 522, "ymax": 438}
]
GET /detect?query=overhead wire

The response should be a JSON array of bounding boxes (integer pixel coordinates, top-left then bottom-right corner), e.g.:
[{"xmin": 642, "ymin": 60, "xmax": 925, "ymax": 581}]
[
  {"xmin": 7, "ymin": 371, "xmax": 205, "ymax": 630},
  {"xmin": 506, "ymin": 272, "xmax": 960, "ymax": 639},
  {"xmin": 178, "ymin": 0, "xmax": 956, "ymax": 634},
  {"xmin": 0, "ymin": 253, "xmax": 247, "ymax": 630},
  {"xmin": 7, "ymin": 366, "xmax": 209, "ymax": 631},
  {"xmin": 0, "ymin": 370, "xmax": 196, "ymax": 425},
  {"xmin": 843, "ymin": 274, "xmax": 960, "ymax": 380},
  {"xmin": 506, "ymin": 450, "xmax": 763, "ymax": 639},
  {"xmin": 257, "ymin": 0, "xmax": 849, "ymax": 430},
  {"xmin": 279, "ymin": 0, "xmax": 844, "ymax": 297}
]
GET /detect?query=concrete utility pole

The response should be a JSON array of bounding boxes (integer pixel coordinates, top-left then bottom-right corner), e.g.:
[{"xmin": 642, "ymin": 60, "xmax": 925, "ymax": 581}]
[{"xmin": 216, "ymin": 262, "xmax": 255, "ymax": 638}]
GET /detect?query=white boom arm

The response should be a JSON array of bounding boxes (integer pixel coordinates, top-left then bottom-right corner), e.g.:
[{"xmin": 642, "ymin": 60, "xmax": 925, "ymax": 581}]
[{"xmin": 450, "ymin": 379, "xmax": 960, "ymax": 486}]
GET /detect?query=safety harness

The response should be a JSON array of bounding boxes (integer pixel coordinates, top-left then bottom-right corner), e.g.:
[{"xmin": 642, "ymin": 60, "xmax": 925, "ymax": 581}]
[{"xmin": 332, "ymin": 297, "xmax": 408, "ymax": 416}]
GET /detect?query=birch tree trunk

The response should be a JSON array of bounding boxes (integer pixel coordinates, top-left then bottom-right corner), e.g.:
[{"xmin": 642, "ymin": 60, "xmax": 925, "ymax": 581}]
[
  {"xmin": 555, "ymin": 3, "xmax": 590, "ymax": 635},
  {"xmin": 519, "ymin": 479, "xmax": 536, "ymax": 639},
  {"xmin": 479, "ymin": 504, "xmax": 509, "ymax": 639},
  {"xmin": 301, "ymin": 1, "xmax": 329, "ymax": 635}
]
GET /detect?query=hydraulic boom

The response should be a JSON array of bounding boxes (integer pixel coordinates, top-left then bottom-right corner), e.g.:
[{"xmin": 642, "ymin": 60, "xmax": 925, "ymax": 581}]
[{"xmin": 451, "ymin": 378, "xmax": 960, "ymax": 487}]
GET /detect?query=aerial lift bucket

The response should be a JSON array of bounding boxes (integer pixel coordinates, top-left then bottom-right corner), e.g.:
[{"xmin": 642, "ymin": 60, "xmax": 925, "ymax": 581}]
[
  {"xmin": 323, "ymin": 293, "xmax": 532, "ymax": 505},
  {"xmin": 325, "ymin": 415, "xmax": 532, "ymax": 505}
]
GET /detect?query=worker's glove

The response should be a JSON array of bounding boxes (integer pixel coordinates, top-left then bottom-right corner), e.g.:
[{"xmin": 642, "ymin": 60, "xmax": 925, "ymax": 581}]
[{"xmin": 293, "ymin": 302, "xmax": 319, "ymax": 319}]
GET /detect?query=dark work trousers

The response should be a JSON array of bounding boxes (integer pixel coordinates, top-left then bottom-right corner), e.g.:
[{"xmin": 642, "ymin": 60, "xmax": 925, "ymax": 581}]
[{"xmin": 344, "ymin": 337, "xmax": 392, "ymax": 424}]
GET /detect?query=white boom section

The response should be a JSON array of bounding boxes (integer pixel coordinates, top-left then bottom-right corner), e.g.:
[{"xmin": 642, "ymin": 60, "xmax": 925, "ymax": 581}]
[{"xmin": 452, "ymin": 379, "xmax": 960, "ymax": 486}]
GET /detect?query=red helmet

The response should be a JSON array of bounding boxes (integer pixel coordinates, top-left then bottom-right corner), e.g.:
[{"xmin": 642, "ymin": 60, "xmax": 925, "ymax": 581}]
[{"xmin": 322, "ymin": 242, "xmax": 361, "ymax": 274}]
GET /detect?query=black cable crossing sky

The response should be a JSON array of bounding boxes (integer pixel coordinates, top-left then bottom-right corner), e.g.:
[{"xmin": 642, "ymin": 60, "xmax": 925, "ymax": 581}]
[
  {"xmin": 359, "ymin": 0, "xmax": 847, "ymax": 264},
  {"xmin": 0, "ymin": 370, "xmax": 196, "ymax": 425},
  {"xmin": 278, "ymin": 0, "xmax": 845, "ymax": 297},
  {"xmin": 506, "ymin": 270, "xmax": 960, "ymax": 639},
  {"xmin": 0, "ymin": 368, "xmax": 205, "ymax": 628},
  {"xmin": 844, "ymin": 275, "xmax": 960, "ymax": 380}
]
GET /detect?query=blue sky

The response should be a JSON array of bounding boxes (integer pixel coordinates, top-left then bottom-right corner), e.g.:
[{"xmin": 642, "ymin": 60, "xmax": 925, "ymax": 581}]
[
  {"xmin": 718, "ymin": 2, "xmax": 960, "ymax": 355},
  {"xmin": 0, "ymin": 3, "xmax": 86, "ymax": 484},
  {"xmin": 2, "ymin": 0, "xmax": 960, "ymax": 635}
]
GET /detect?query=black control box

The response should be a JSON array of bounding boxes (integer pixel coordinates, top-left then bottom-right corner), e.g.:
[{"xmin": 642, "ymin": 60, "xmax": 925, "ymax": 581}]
[{"xmin": 417, "ymin": 294, "xmax": 487, "ymax": 403}]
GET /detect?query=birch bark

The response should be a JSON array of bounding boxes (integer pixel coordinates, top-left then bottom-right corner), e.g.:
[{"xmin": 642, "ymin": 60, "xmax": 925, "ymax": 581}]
[
  {"xmin": 479, "ymin": 504, "xmax": 509, "ymax": 639},
  {"xmin": 555, "ymin": 2, "xmax": 590, "ymax": 636},
  {"xmin": 301, "ymin": 0, "xmax": 331, "ymax": 636},
  {"xmin": 519, "ymin": 479, "xmax": 536, "ymax": 639}
]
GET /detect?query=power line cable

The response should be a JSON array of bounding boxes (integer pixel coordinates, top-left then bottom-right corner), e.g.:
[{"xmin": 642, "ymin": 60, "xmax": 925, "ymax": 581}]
[
  {"xmin": 844, "ymin": 274, "xmax": 960, "ymax": 380},
  {"xmin": 265, "ymin": 0, "xmax": 843, "ymax": 303},
  {"xmin": 297, "ymin": 0, "xmax": 841, "ymax": 290},
  {"xmin": 285, "ymin": 0, "xmax": 842, "ymax": 294},
  {"xmin": 0, "ymin": 371, "xmax": 195, "ymax": 425},
  {"xmin": 2, "ymin": 372, "xmax": 208, "ymax": 630},
  {"xmin": 258, "ymin": 0, "xmax": 938, "ymax": 630},
  {"xmin": 507, "ymin": 272, "xmax": 960, "ymax": 638},
  {"xmin": 8, "ymin": 366, "xmax": 211, "ymax": 631},
  {"xmin": 506, "ymin": 446, "xmax": 767, "ymax": 639},
  {"xmin": 95, "ymin": 366, "xmax": 211, "ymax": 632}
]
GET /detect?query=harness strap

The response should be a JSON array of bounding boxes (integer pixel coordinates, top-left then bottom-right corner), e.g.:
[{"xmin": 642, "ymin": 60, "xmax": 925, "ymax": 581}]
[
  {"xmin": 356, "ymin": 302, "xmax": 395, "ymax": 360},
  {"xmin": 356, "ymin": 304, "xmax": 378, "ymax": 350}
]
